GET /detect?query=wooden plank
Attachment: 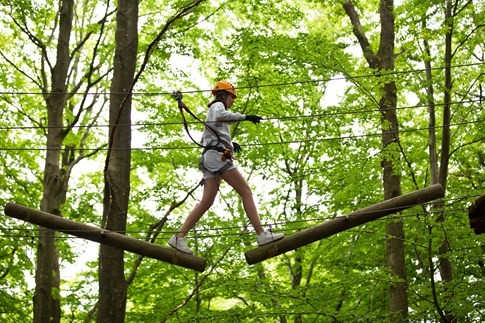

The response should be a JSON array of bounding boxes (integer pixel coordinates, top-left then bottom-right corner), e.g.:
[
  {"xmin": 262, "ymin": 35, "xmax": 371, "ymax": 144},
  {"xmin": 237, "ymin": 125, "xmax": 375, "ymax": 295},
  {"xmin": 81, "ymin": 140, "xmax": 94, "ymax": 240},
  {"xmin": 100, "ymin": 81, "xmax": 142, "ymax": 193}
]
[
  {"xmin": 4, "ymin": 203, "xmax": 206, "ymax": 272},
  {"xmin": 245, "ymin": 184, "xmax": 445, "ymax": 265}
]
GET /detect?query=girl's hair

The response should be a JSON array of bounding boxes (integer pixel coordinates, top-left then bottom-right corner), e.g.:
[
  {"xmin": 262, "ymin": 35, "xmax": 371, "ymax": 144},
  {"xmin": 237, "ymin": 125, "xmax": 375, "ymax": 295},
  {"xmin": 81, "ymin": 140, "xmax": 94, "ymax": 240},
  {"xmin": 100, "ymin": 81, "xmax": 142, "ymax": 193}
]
[{"xmin": 208, "ymin": 91, "xmax": 229, "ymax": 109}]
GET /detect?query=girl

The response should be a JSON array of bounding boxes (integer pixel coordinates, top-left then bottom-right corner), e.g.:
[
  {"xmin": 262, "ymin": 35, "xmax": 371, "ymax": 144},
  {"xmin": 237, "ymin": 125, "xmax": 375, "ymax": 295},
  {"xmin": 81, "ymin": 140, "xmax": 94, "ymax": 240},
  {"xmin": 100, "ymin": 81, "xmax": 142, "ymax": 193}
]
[{"xmin": 168, "ymin": 81, "xmax": 284, "ymax": 254}]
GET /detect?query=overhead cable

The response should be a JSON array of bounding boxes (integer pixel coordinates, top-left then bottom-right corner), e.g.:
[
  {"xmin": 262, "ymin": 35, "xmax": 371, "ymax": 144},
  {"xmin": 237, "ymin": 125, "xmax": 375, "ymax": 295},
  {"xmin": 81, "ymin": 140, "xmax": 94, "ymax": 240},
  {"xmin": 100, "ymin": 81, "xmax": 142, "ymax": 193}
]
[
  {"xmin": 0, "ymin": 61, "xmax": 483, "ymax": 96},
  {"xmin": 0, "ymin": 98, "xmax": 482, "ymax": 131},
  {"xmin": 0, "ymin": 117, "xmax": 483, "ymax": 152}
]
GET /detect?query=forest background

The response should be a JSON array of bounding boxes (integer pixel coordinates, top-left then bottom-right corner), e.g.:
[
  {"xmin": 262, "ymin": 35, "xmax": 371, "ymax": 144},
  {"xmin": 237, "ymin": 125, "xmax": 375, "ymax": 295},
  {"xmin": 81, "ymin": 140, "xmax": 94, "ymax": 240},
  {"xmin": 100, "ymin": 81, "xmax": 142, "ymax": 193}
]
[{"xmin": 0, "ymin": 0, "xmax": 484, "ymax": 322}]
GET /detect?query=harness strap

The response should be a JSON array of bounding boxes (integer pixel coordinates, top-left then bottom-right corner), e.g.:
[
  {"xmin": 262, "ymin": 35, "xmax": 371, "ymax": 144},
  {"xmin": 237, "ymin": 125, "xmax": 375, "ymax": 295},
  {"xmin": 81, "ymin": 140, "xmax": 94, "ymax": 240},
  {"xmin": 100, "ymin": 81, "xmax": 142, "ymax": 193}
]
[{"xmin": 217, "ymin": 161, "xmax": 234, "ymax": 174}]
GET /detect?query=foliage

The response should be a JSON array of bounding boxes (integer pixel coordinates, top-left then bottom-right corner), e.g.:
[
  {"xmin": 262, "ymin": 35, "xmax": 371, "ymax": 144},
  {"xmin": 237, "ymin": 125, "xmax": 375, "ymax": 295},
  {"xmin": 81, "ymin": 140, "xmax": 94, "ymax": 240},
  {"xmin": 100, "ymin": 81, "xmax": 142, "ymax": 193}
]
[{"xmin": 0, "ymin": 0, "xmax": 484, "ymax": 322}]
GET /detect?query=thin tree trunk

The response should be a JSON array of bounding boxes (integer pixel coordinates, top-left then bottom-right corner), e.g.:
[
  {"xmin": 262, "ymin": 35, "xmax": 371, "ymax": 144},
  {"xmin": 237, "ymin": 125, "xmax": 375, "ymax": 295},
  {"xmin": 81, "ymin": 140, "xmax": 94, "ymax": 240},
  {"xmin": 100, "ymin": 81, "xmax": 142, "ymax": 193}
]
[
  {"xmin": 35, "ymin": 0, "xmax": 74, "ymax": 322},
  {"xmin": 422, "ymin": 14, "xmax": 439, "ymax": 185},
  {"xmin": 422, "ymin": 10, "xmax": 452, "ymax": 317},
  {"xmin": 292, "ymin": 178, "xmax": 303, "ymax": 323},
  {"xmin": 435, "ymin": 1, "xmax": 455, "ymax": 322},
  {"xmin": 97, "ymin": 0, "xmax": 138, "ymax": 322}
]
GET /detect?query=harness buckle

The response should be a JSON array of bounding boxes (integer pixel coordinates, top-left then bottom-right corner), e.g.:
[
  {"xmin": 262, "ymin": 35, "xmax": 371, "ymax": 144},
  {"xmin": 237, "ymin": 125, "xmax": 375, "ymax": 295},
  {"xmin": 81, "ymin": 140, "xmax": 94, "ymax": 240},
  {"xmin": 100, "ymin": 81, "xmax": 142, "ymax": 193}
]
[{"xmin": 221, "ymin": 149, "xmax": 233, "ymax": 161}]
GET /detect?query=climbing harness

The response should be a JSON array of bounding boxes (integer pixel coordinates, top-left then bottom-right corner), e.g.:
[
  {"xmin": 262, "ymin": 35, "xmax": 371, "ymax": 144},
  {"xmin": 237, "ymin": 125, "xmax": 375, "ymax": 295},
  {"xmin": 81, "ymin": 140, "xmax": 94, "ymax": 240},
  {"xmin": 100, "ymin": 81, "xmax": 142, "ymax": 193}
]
[
  {"xmin": 202, "ymin": 145, "xmax": 233, "ymax": 161},
  {"xmin": 171, "ymin": 91, "xmax": 235, "ymax": 174}
]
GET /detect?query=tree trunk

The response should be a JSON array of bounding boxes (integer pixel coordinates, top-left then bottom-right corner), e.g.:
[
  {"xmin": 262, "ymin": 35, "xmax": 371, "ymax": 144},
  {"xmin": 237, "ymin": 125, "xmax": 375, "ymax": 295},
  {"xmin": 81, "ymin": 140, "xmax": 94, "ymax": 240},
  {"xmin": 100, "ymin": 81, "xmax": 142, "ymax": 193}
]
[
  {"xmin": 35, "ymin": 0, "xmax": 74, "ymax": 322},
  {"xmin": 378, "ymin": 2, "xmax": 407, "ymax": 320},
  {"xmin": 97, "ymin": 0, "xmax": 138, "ymax": 322},
  {"xmin": 342, "ymin": 0, "xmax": 407, "ymax": 320}
]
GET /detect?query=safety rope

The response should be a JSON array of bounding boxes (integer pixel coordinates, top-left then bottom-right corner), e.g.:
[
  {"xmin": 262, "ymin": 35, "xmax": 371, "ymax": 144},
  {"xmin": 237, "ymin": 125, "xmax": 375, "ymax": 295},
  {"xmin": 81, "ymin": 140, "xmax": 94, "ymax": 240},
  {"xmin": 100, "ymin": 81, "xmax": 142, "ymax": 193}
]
[{"xmin": 171, "ymin": 90, "xmax": 224, "ymax": 149}]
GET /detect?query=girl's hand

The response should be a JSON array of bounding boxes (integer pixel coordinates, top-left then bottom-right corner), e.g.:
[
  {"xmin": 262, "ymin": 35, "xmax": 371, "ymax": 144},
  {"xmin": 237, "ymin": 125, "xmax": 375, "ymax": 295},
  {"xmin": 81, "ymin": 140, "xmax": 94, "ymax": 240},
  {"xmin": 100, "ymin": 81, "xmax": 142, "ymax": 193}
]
[{"xmin": 245, "ymin": 115, "xmax": 263, "ymax": 124}]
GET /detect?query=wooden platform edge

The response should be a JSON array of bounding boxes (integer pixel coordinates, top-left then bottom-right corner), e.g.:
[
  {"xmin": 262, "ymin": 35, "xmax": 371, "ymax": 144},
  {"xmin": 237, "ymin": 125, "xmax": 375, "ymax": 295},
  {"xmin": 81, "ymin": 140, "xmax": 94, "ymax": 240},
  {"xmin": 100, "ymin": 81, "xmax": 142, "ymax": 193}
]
[
  {"xmin": 3, "ymin": 203, "xmax": 206, "ymax": 272},
  {"xmin": 245, "ymin": 184, "xmax": 445, "ymax": 265}
]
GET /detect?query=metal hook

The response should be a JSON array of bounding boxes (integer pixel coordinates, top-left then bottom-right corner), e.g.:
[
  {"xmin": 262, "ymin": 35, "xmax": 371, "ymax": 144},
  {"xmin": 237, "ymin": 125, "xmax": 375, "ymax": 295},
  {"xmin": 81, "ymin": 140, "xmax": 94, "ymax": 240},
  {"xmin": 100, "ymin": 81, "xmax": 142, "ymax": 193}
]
[{"xmin": 171, "ymin": 90, "xmax": 183, "ymax": 101}]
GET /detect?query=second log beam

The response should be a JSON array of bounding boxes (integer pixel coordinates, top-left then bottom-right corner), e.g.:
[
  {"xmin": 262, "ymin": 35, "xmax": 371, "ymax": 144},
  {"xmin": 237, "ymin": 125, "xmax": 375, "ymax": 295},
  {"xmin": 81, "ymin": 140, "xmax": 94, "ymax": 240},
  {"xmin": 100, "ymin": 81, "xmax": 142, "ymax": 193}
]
[{"xmin": 245, "ymin": 184, "xmax": 444, "ymax": 265}]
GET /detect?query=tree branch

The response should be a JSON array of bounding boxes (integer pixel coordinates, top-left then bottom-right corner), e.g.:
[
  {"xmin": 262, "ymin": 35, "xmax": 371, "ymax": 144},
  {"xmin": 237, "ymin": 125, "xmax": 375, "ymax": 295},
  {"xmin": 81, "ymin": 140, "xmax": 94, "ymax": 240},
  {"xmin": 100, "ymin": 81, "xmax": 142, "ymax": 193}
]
[
  {"xmin": 452, "ymin": 23, "xmax": 485, "ymax": 58},
  {"xmin": 160, "ymin": 247, "xmax": 232, "ymax": 323},
  {"xmin": 9, "ymin": 14, "xmax": 53, "ymax": 71},
  {"xmin": 126, "ymin": 181, "xmax": 202, "ymax": 285},
  {"xmin": 341, "ymin": 0, "xmax": 379, "ymax": 68},
  {"xmin": 0, "ymin": 50, "xmax": 42, "ymax": 88}
]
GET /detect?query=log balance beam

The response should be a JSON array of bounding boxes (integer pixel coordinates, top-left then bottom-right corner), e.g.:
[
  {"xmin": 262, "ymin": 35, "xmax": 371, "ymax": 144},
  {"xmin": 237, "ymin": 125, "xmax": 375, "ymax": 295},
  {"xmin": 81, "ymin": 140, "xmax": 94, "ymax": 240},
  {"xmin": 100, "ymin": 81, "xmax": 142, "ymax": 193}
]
[
  {"xmin": 245, "ymin": 184, "xmax": 445, "ymax": 265},
  {"xmin": 3, "ymin": 203, "xmax": 207, "ymax": 272}
]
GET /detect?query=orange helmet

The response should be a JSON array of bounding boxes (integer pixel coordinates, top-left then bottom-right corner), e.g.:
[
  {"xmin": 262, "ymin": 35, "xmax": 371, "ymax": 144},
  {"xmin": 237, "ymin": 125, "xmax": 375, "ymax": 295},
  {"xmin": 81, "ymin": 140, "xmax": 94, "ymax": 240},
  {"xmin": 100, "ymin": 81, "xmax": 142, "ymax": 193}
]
[{"xmin": 212, "ymin": 81, "xmax": 237, "ymax": 98}]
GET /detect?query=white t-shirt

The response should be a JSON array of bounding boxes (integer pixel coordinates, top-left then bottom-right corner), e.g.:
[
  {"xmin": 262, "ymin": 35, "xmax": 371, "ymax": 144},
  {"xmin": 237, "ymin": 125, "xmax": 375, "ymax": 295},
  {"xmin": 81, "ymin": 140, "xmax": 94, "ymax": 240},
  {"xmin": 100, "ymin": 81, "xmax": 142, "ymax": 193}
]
[{"xmin": 201, "ymin": 102, "xmax": 245, "ymax": 149}]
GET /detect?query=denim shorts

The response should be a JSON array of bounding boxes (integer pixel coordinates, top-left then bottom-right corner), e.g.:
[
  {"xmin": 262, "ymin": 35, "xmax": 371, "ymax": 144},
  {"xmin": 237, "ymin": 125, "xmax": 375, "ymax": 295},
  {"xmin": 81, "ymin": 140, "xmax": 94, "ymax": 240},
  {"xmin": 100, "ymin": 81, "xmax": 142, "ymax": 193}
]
[{"xmin": 199, "ymin": 150, "xmax": 236, "ymax": 179}]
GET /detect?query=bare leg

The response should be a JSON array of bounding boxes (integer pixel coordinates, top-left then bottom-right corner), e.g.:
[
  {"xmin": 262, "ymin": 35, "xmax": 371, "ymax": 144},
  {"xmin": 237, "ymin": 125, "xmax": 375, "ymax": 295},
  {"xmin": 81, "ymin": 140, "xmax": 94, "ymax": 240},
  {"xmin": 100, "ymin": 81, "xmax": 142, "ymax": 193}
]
[
  {"xmin": 221, "ymin": 168, "xmax": 264, "ymax": 234},
  {"xmin": 177, "ymin": 177, "xmax": 220, "ymax": 238}
]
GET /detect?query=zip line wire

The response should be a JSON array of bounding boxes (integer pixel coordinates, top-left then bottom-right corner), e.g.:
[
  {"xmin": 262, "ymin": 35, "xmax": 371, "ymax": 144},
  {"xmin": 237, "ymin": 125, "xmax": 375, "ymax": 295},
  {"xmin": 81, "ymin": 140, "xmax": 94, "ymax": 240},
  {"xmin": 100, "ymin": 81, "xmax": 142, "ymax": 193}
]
[
  {"xmin": 0, "ymin": 117, "xmax": 483, "ymax": 151},
  {"xmin": 0, "ymin": 98, "xmax": 482, "ymax": 131},
  {"xmin": 0, "ymin": 61, "xmax": 483, "ymax": 97}
]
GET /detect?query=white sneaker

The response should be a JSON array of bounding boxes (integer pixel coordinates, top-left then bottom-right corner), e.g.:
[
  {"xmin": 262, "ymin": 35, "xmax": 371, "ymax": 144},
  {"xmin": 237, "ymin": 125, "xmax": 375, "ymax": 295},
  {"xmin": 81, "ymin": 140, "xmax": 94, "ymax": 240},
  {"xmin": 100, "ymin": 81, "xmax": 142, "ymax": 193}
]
[
  {"xmin": 168, "ymin": 235, "xmax": 193, "ymax": 254},
  {"xmin": 257, "ymin": 231, "xmax": 284, "ymax": 246}
]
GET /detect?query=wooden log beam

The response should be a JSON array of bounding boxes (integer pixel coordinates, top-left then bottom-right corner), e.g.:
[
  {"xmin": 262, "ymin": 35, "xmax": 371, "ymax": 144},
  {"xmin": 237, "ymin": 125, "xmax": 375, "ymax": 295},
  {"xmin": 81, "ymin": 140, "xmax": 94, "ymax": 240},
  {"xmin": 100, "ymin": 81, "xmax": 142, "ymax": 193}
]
[
  {"xmin": 468, "ymin": 193, "xmax": 485, "ymax": 234},
  {"xmin": 4, "ymin": 203, "xmax": 206, "ymax": 272},
  {"xmin": 245, "ymin": 184, "xmax": 445, "ymax": 265}
]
